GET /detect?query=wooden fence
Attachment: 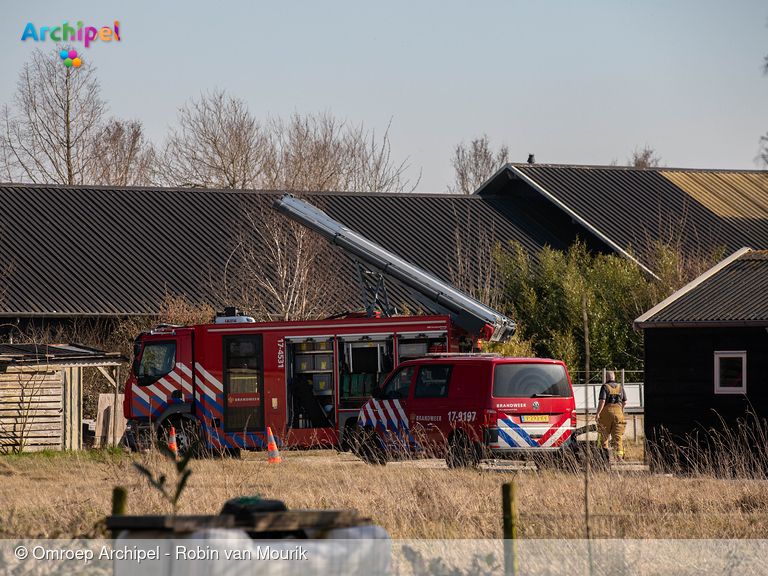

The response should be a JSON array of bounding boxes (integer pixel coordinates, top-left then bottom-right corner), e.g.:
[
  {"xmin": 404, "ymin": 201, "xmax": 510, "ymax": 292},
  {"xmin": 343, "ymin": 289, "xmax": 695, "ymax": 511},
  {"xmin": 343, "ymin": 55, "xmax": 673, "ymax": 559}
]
[{"xmin": 0, "ymin": 367, "xmax": 63, "ymax": 453}]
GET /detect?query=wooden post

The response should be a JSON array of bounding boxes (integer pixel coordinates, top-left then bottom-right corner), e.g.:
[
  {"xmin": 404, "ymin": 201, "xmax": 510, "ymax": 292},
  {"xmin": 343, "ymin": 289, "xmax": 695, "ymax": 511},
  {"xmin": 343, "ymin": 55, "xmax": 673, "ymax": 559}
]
[
  {"xmin": 582, "ymin": 292, "xmax": 590, "ymax": 386},
  {"xmin": 112, "ymin": 487, "xmax": 128, "ymax": 515},
  {"xmin": 581, "ymin": 293, "xmax": 591, "ymax": 536},
  {"xmin": 111, "ymin": 486, "xmax": 127, "ymax": 539},
  {"xmin": 502, "ymin": 482, "xmax": 518, "ymax": 576},
  {"xmin": 582, "ymin": 292, "xmax": 593, "ymax": 575},
  {"xmin": 112, "ymin": 366, "xmax": 120, "ymax": 447},
  {"xmin": 98, "ymin": 365, "xmax": 122, "ymax": 448},
  {"xmin": 633, "ymin": 415, "xmax": 638, "ymax": 444}
]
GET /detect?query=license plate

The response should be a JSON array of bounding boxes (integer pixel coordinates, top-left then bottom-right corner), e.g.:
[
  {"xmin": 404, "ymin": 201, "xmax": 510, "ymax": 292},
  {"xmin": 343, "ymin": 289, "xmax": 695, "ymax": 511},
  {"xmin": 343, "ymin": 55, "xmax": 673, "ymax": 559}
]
[{"xmin": 521, "ymin": 414, "xmax": 549, "ymax": 423}]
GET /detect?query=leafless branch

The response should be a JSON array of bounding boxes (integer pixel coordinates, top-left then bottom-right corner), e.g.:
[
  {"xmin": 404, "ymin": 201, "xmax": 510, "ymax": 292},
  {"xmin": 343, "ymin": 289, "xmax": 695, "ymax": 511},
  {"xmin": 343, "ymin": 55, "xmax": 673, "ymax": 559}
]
[
  {"xmin": 447, "ymin": 134, "xmax": 509, "ymax": 194},
  {"xmin": 447, "ymin": 202, "xmax": 501, "ymax": 308},
  {"xmin": 627, "ymin": 145, "xmax": 662, "ymax": 168},
  {"xmin": 156, "ymin": 88, "xmax": 266, "ymax": 189},
  {"xmin": 214, "ymin": 197, "xmax": 349, "ymax": 320},
  {"xmin": 91, "ymin": 118, "xmax": 155, "ymax": 186},
  {"xmin": 0, "ymin": 46, "xmax": 106, "ymax": 185}
]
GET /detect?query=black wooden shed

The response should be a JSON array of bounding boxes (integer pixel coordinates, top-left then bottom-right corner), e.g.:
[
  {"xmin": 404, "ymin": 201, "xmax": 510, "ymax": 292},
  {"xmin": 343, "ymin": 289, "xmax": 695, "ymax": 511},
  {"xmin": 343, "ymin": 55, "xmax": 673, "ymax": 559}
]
[{"xmin": 634, "ymin": 248, "xmax": 768, "ymax": 451}]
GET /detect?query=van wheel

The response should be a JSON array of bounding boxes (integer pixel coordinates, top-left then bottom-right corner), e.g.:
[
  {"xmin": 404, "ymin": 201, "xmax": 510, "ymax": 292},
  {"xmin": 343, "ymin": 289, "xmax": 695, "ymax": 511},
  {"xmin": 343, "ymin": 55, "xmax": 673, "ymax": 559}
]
[
  {"xmin": 341, "ymin": 421, "xmax": 359, "ymax": 453},
  {"xmin": 355, "ymin": 428, "xmax": 386, "ymax": 465},
  {"xmin": 446, "ymin": 432, "xmax": 478, "ymax": 469}
]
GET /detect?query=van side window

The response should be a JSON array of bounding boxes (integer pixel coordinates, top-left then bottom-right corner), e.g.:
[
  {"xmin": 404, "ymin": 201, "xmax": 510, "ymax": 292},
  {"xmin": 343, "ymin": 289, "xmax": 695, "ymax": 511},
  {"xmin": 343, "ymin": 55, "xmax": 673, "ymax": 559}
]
[
  {"xmin": 381, "ymin": 366, "xmax": 415, "ymax": 400},
  {"xmin": 414, "ymin": 364, "xmax": 452, "ymax": 399}
]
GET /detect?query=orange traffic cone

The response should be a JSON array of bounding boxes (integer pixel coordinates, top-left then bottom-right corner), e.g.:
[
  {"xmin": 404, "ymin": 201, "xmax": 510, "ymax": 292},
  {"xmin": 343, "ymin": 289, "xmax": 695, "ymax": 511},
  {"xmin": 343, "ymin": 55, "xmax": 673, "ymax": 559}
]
[
  {"xmin": 167, "ymin": 427, "xmax": 179, "ymax": 461},
  {"xmin": 266, "ymin": 427, "xmax": 281, "ymax": 464}
]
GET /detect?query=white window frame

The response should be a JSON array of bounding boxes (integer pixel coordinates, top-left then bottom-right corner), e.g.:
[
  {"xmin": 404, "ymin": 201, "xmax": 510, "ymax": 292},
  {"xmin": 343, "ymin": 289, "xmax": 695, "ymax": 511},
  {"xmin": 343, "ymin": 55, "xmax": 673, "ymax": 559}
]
[{"xmin": 714, "ymin": 351, "xmax": 746, "ymax": 395}]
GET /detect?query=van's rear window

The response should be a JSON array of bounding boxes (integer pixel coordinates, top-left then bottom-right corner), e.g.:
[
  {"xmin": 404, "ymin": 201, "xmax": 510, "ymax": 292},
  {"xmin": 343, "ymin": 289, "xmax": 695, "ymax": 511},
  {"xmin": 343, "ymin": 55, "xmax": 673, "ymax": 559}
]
[{"xmin": 493, "ymin": 364, "xmax": 571, "ymax": 398}]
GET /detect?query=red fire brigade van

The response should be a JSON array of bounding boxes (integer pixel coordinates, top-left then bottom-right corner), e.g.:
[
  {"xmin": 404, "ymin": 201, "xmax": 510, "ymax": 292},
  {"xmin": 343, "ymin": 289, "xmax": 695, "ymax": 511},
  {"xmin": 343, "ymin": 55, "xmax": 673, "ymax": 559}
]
[
  {"xmin": 123, "ymin": 313, "xmax": 477, "ymax": 455},
  {"xmin": 356, "ymin": 355, "xmax": 577, "ymax": 467}
]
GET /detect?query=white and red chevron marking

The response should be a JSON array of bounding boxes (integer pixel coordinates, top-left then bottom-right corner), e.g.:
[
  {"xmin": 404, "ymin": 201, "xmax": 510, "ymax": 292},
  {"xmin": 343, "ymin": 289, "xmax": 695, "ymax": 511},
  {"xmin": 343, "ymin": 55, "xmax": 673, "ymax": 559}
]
[
  {"xmin": 149, "ymin": 377, "xmax": 174, "ymax": 398},
  {"xmin": 195, "ymin": 362, "xmax": 223, "ymax": 394},
  {"xmin": 392, "ymin": 400, "xmax": 408, "ymax": 424},
  {"xmin": 540, "ymin": 416, "xmax": 572, "ymax": 447},
  {"xmin": 166, "ymin": 364, "xmax": 194, "ymax": 396},
  {"xmin": 194, "ymin": 369, "xmax": 217, "ymax": 401},
  {"xmin": 132, "ymin": 385, "xmax": 150, "ymax": 405}
]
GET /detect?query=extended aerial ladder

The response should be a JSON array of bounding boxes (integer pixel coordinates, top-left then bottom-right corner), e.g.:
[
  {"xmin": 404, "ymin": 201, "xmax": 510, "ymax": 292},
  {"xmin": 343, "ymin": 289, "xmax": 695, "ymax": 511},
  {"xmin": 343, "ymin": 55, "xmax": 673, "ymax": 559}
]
[{"xmin": 273, "ymin": 195, "xmax": 517, "ymax": 343}]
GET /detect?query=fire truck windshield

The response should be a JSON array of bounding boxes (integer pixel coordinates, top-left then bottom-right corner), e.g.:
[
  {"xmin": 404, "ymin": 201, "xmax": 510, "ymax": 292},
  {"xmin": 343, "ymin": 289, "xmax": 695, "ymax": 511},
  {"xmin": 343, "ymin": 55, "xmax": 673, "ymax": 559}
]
[{"xmin": 137, "ymin": 341, "xmax": 176, "ymax": 385}]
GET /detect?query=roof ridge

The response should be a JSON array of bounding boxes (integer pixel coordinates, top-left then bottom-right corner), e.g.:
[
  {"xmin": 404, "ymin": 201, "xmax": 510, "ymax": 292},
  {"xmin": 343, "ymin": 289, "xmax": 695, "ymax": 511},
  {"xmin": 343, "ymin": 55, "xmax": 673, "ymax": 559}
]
[
  {"xmin": 633, "ymin": 247, "xmax": 753, "ymax": 329},
  {"xmin": 503, "ymin": 165, "xmax": 657, "ymax": 278},
  {"xmin": 0, "ymin": 183, "xmax": 479, "ymax": 198},
  {"xmin": 508, "ymin": 163, "xmax": 768, "ymax": 174}
]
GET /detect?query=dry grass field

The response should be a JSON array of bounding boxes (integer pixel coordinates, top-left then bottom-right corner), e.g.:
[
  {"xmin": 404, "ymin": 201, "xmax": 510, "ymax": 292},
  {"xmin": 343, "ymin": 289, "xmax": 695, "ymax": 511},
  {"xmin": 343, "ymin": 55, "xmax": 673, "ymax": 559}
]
[{"xmin": 2, "ymin": 442, "xmax": 768, "ymax": 540}]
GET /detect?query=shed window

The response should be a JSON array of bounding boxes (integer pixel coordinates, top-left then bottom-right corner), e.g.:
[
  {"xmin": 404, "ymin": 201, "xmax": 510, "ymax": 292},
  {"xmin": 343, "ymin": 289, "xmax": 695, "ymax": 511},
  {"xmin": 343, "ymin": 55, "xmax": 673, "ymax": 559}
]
[{"xmin": 714, "ymin": 352, "xmax": 746, "ymax": 395}]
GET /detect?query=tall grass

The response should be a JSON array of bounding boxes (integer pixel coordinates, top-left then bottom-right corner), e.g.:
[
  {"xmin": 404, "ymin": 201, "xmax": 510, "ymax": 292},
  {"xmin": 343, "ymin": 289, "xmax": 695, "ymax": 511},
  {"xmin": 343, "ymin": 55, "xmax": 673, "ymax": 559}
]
[
  {"xmin": 646, "ymin": 410, "xmax": 768, "ymax": 479},
  {"xmin": 1, "ymin": 438, "xmax": 768, "ymax": 540}
]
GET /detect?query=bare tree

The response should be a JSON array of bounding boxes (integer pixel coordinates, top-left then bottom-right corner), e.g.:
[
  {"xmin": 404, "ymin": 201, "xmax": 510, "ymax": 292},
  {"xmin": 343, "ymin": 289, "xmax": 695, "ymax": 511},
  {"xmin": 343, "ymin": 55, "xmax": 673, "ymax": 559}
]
[
  {"xmin": 343, "ymin": 119, "xmax": 417, "ymax": 193},
  {"xmin": 447, "ymin": 134, "xmax": 509, "ymax": 194},
  {"xmin": 0, "ymin": 47, "xmax": 105, "ymax": 185},
  {"xmin": 92, "ymin": 118, "xmax": 155, "ymax": 186},
  {"xmin": 261, "ymin": 112, "xmax": 347, "ymax": 192},
  {"xmin": 628, "ymin": 145, "xmax": 662, "ymax": 168},
  {"xmin": 159, "ymin": 96, "xmax": 416, "ymax": 193},
  {"xmin": 261, "ymin": 112, "xmax": 415, "ymax": 193},
  {"xmin": 758, "ymin": 49, "xmax": 768, "ymax": 166},
  {"xmin": 447, "ymin": 203, "xmax": 501, "ymax": 309},
  {"xmin": 760, "ymin": 135, "xmax": 768, "ymax": 167},
  {"xmin": 217, "ymin": 198, "xmax": 348, "ymax": 321},
  {"xmin": 157, "ymin": 89, "xmax": 266, "ymax": 189}
]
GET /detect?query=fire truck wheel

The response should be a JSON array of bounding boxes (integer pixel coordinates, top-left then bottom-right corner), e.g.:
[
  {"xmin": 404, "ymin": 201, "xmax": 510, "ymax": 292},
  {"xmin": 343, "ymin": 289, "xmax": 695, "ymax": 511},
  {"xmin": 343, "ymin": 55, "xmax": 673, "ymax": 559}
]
[
  {"xmin": 446, "ymin": 432, "xmax": 479, "ymax": 469},
  {"xmin": 355, "ymin": 427, "xmax": 386, "ymax": 465},
  {"xmin": 223, "ymin": 447, "xmax": 242, "ymax": 459},
  {"xmin": 160, "ymin": 418, "xmax": 200, "ymax": 459}
]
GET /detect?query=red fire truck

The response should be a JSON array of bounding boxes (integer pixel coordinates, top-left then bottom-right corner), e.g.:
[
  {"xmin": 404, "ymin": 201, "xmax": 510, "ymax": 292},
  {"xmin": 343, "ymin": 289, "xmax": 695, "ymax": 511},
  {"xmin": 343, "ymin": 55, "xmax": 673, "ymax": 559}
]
[
  {"xmin": 124, "ymin": 312, "xmax": 478, "ymax": 454},
  {"xmin": 123, "ymin": 196, "xmax": 516, "ymax": 455}
]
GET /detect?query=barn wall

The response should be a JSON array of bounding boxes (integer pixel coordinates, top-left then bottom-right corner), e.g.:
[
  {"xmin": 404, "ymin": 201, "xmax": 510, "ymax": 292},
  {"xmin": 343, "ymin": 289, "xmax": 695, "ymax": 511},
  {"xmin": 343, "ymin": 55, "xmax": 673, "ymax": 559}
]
[
  {"xmin": 644, "ymin": 326, "xmax": 768, "ymax": 444},
  {"xmin": 0, "ymin": 368, "xmax": 63, "ymax": 453}
]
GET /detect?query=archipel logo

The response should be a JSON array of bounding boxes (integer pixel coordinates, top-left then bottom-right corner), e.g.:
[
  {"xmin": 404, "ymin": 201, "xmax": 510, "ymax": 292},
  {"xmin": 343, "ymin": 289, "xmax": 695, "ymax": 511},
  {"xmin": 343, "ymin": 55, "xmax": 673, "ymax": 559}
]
[
  {"xmin": 21, "ymin": 21, "xmax": 120, "ymax": 48},
  {"xmin": 60, "ymin": 50, "xmax": 81, "ymax": 68}
]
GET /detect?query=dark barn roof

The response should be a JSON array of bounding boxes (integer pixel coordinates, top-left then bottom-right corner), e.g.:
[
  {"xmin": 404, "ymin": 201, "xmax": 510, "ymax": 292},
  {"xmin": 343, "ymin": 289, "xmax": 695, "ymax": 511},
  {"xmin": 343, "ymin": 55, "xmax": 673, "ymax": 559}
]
[
  {"xmin": 476, "ymin": 164, "xmax": 768, "ymax": 274},
  {"xmin": 0, "ymin": 343, "xmax": 123, "ymax": 369},
  {"xmin": 0, "ymin": 185, "xmax": 571, "ymax": 319},
  {"xmin": 634, "ymin": 248, "xmax": 768, "ymax": 328}
]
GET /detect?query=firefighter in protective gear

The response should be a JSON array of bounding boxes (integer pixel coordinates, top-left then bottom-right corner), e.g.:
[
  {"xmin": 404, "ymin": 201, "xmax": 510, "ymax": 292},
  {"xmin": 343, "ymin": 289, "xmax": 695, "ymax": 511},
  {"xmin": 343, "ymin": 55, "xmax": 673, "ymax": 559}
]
[{"xmin": 594, "ymin": 370, "xmax": 627, "ymax": 460}]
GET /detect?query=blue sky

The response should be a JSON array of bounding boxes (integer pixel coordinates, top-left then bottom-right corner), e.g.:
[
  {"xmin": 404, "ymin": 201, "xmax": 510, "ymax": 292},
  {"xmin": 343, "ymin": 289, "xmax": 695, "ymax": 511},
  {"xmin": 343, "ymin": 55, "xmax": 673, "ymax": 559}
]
[{"xmin": 3, "ymin": 1, "xmax": 767, "ymax": 192}]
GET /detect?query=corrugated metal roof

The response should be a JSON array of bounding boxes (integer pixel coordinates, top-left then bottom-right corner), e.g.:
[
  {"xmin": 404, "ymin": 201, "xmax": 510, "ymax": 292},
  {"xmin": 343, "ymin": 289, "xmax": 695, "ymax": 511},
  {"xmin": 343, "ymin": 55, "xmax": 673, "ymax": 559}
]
[
  {"xmin": 476, "ymin": 164, "xmax": 768, "ymax": 271},
  {"xmin": 0, "ymin": 185, "xmax": 569, "ymax": 318},
  {"xmin": 659, "ymin": 171, "xmax": 768, "ymax": 250},
  {"xmin": 0, "ymin": 343, "xmax": 123, "ymax": 366},
  {"xmin": 634, "ymin": 249, "xmax": 768, "ymax": 327}
]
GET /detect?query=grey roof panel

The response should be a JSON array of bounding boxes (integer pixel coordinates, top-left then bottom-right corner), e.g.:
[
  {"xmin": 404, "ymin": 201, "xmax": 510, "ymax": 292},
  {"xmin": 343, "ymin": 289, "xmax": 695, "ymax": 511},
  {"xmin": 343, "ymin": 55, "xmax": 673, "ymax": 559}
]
[
  {"xmin": 0, "ymin": 185, "xmax": 564, "ymax": 318},
  {"xmin": 477, "ymin": 164, "xmax": 767, "ymax": 271},
  {"xmin": 635, "ymin": 249, "xmax": 768, "ymax": 326}
]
